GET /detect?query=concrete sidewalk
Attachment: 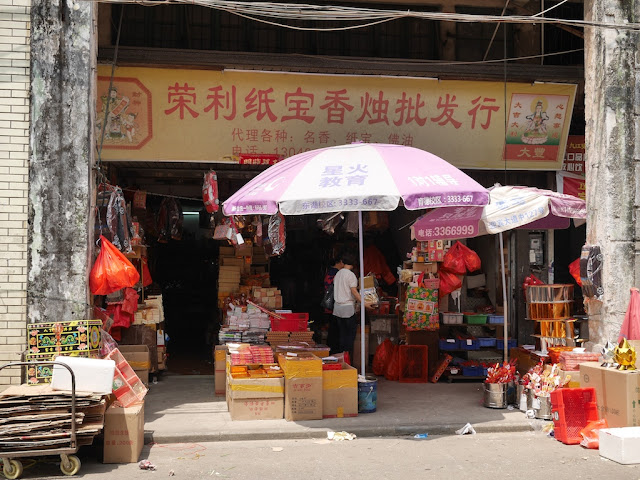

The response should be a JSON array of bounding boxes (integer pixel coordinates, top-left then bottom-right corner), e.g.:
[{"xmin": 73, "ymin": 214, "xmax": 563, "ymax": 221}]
[{"xmin": 143, "ymin": 374, "xmax": 536, "ymax": 443}]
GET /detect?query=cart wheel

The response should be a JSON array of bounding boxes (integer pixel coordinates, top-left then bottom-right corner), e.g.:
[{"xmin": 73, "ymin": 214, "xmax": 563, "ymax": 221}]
[
  {"xmin": 60, "ymin": 455, "xmax": 80, "ymax": 476},
  {"xmin": 3, "ymin": 459, "xmax": 23, "ymax": 480}
]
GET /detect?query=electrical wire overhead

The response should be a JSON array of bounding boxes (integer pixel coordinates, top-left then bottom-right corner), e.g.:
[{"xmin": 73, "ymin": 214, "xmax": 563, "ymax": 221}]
[{"xmin": 83, "ymin": 0, "xmax": 640, "ymax": 32}]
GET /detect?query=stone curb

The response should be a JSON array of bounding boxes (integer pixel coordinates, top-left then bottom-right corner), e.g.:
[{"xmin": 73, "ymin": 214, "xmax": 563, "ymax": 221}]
[{"xmin": 144, "ymin": 422, "xmax": 534, "ymax": 444}]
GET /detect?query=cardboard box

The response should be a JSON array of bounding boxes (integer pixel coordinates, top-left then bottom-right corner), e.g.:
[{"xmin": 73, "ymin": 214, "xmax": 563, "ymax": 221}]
[
  {"xmin": 157, "ymin": 346, "xmax": 166, "ymax": 371},
  {"xmin": 118, "ymin": 345, "xmax": 151, "ymax": 387},
  {"xmin": 103, "ymin": 403, "xmax": 144, "ymax": 464},
  {"xmin": 579, "ymin": 362, "xmax": 640, "ymax": 427},
  {"xmin": 412, "ymin": 262, "xmax": 438, "ymax": 274},
  {"xmin": 280, "ymin": 354, "xmax": 323, "ymax": 421},
  {"xmin": 228, "ymin": 397, "xmax": 284, "ymax": 421},
  {"xmin": 322, "ymin": 362, "xmax": 358, "ymax": 418},
  {"xmin": 558, "ymin": 367, "xmax": 580, "ymax": 388},
  {"xmin": 599, "ymin": 427, "xmax": 640, "ymax": 464}
]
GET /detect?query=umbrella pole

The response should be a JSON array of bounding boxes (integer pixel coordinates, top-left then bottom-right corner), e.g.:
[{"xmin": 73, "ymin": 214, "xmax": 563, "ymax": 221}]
[
  {"xmin": 358, "ymin": 210, "xmax": 366, "ymax": 377},
  {"xmin": 499, "ymin": 232, "xmax": 508, "ymax": 363}
]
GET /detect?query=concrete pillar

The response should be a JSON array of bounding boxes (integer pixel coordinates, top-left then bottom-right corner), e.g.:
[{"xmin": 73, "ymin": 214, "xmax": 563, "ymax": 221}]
[
  {"xmin": 28, "ymin": 0, "xmax": 96, "ymax": 323},
  {"xmin": 583, "ymin": 0, "xmax": 640, "ymax": 349}
]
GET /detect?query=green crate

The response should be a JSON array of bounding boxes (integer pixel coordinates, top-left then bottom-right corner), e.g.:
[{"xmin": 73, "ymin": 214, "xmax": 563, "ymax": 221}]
[{"xmin": 464, "ymin": 313, "xmax": 488, "ymax": 324}]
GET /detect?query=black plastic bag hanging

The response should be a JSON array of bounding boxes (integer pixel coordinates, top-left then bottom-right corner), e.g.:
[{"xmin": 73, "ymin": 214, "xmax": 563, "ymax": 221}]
[
  {"xmin": 157, "ymin": 198, "xmax": 184, "ymax": 243},
  {"xmin": 106, "ymin": 186, "xmax": 135, "ymax": 253}
]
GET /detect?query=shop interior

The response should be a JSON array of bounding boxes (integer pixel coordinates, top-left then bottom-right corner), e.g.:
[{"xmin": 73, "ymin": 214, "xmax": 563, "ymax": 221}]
[{"xmin": 98, "ymin": 161, "xmax": 585, "ymax": 379}]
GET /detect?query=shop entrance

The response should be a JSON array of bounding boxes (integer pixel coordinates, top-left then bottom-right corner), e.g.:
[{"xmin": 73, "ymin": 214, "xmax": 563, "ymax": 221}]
[{"xmin": 101, "ymin": 161, "xmax": 266, "ymax": 375}]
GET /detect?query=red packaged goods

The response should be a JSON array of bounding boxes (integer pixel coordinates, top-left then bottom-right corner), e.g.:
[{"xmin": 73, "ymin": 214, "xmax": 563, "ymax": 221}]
[{"xmin": 559, "ymin": 351, "xmax": 601, "ymax": 371}]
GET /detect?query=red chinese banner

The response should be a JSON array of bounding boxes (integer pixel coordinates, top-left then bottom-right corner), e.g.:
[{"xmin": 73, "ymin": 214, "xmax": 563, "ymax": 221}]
[{"xmin": 556, "ymin": 171, "xmax": 586, "ymax": 200}]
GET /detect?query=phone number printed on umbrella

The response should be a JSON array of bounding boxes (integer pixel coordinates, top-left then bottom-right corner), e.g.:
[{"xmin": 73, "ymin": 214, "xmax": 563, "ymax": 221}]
[
  {"xmin": 301, "ymin": 197, "xmax": 379, "ymax": 210},
  {"xmin": 419, "ymin": 225, "xmax": 477, "ymax": 239}
]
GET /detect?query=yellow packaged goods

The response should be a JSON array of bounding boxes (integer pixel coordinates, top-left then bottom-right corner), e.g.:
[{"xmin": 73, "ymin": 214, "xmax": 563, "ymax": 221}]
[
  {"xmin": 322, "ymin": 362, "xmax": 358, "ymax": 418},
  {"xmin": 227, "ymin": 374, "xmax": 285, "ymax": 400},
  {"xmin": 579, "ymin": 362, "xmax": 640, "ymax": 427},
  {"xmin": 214, "ymin": 345, "xmax": 228, "ymax": 396},
  {"xmin": 103, "ymin": 403, "xmax": 145, "ymax": 464}
]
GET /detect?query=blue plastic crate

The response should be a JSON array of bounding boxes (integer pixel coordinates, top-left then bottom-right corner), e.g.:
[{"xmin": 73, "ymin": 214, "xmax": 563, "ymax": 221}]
[
  {"xmin": 496, "ymin": 338, "xmax": 517, "ymax": 350},
  {"xmin": 439, "ymin": 339, "xmax": 459, "ymax": 351},
  {"xmin": 478, "ymin": 337, "xmax": 497, "ymax": 348},
  {"xmin": 488, "ymin": 315, "xmax": 504, "ymax": 324},
  {"xmin": 459, "ymin": 338, "xmax": 480, "ymax": 350},
  {"xmin": 462, "ymin": 366, "xmax": 482, "ymax": 377}
]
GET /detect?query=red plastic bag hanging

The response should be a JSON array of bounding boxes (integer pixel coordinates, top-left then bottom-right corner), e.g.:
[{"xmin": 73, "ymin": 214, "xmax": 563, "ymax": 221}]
[
  {"xmin": 373, "ymin": 339, "xmax": 394, "ymax": 376},
  {"xmin": 458, "ymin": 242, "xmax": 482, "ymax": 273},
  {"xmin": 141, "ymin": 257, "xmax": 153, "ymax": 287},
  {"xmin": 384, "ymin": 345, "xmax": 400, "ymax": 381},
  {"xmin": 569, "ymin": 258, "xmax": 582, "ymax": 287},
  {"xmin": 438, "ymin": 267, "xmax": 463, "ymax": 297},
  {"xmin": 202, "ymin": 170, "xmax": 219, "ymax": 213},
  {"xmin": 442, "ymin": 242, "xmax": 466, "ymax": 275},
  {"xmin": 89, "ymin": 235, "xmax": 140, "ymax": 295}
]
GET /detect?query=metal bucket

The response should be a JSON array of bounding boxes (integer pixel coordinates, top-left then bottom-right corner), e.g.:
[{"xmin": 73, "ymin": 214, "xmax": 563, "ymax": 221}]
[
  {"xmin": 483, "ymin": 383, "xmax": 507, "ymax": 409},
  {"xmin": 527, "ymin": 388, "xmax": 534, "ymax": 410},
  {"xmin": 358, "ymin": 375, "xmax": 378, "ymax": 413},
  {"xmin": 533, "ymin": 395, "xmax": 552, "ymax": 420}
]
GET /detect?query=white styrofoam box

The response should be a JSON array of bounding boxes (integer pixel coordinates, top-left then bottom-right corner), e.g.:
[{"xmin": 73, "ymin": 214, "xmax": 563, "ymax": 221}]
[
  {"xmin": 599, "ymin": 428, "xmax": 640, "ymax": 465},
  {"xmin": 51, "ymin": 356, "xmax": 116, "ymax": 394}
]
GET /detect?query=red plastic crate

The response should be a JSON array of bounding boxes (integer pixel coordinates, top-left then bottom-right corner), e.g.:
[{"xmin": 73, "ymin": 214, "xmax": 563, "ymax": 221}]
[
  {"xmin": 398, "ymin": 345, "xmax": 428, "ymax": 383},
  {"xmin": 270, "ymin": 313, "xmax": 309, "ymax": 332},
  {"xmin": 550, "ymin": 387, "xmax": 599, "ymax": 445}
]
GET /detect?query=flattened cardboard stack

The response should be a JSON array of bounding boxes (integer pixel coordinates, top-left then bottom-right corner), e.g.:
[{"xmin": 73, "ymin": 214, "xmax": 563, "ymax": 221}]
[{"xmin": 0, "ymin": 385, "xmax": 106, "ymax": 451}]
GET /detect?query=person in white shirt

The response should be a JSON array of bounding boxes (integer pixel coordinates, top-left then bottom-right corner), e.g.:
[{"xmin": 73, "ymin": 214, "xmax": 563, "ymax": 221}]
[{"xmin": 332, "ymin": 251, "xmax": 361, "ymax": 362}]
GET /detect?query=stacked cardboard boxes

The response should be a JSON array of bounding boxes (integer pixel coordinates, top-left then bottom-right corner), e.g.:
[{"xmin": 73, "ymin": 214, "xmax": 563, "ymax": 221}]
[
  {"xmin": 214, "ymin": 345, "xmax": 227, "ymax": 396},
  {"xmin": 103, "ymin": 403, "xmax": 145, "ymax": 464},
  {"xmin": 252, "ymin": 287, "xmax": 283, "ymax": 310},
  {"xmin": 279, "ymin": 353, "xmax": 323, "ymax": 421}
]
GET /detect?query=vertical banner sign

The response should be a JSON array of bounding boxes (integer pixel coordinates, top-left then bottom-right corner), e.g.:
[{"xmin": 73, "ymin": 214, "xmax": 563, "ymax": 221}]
[
  {"xmin": 561, "ymin": 135, "xmax": 586, "ymax": 174},
  {"xmin": 97, "ymin": 66, "xmax": 576, "ymax": 170}
]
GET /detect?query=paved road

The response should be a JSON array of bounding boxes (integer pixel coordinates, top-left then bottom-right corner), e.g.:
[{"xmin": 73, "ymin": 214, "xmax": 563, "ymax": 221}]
[{"xmin": 8, "ymin": 431, "xmax": 639, "ymax": 480}]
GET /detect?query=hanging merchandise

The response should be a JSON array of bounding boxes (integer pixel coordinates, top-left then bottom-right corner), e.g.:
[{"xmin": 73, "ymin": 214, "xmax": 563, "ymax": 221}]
[
  {"xmin": 460, "ymin": 242, "xmax": 482, "ymax": 273},
  {"xmin": 317, "ymin": 212, "xmax": 344, "ymax": 235},
  {"xmin": 157, "ymin": 198, "xmax": 184, "ymax": 243},
  {"xmin": 133, "ymin": 190, "xmax": 147, "ymax": 210},
  {"xmin": 580, "ymin": 244, "xmax": 603, "ymax": 300},
  {"xmin": 121, "ymin": 287, "xmax": 140, "ymax": 315},
  {"xmin": 404, "ymin": 273, "xmax": 440, "ymax": 331},
  {"xmin": 442, "ymin": 242, "xmax": 466, "ymax": 275},
  {"xmin": 106, "ymin": 186, "xmax": 135, "ymax": 254},
  {"xmin": 343, "ymin": 212, "xmax": 359, "ymax": 236},
  {"xmin": 213, "ymin": 217, "xmax": 239, "ymax": 245},
  {"xmin": 568, "ymin": 258, "xmax": 582, "ymax": 286},
  {"xmin": 267, "ymin": 212, "xmax": 286, "ymax": 256},
  {"xmin": 202, "ymin": 170, "xmax": 220, "ymax": 213},
  {"xmin": 89, "ymin": 235, "xmax": 140, "ymax": 295},
  {"xmin": 141, "ymin": 257, "xmax": 153, "ymax": 287},
  {"xmin": 438, "ymin": 267, "xmax": 463, "ymax": 298},
  {"xmin": 253, "ymin": 216, "xmax": 263, "ymax": 246}
]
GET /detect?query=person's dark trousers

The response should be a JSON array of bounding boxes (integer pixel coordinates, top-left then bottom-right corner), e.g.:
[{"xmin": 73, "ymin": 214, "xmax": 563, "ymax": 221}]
[{"xmin": 336, "ymin": 314, "xmax": 358, "ymax": 364}]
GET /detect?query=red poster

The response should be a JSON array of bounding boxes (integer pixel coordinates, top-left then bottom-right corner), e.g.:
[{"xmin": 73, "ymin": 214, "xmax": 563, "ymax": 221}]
[{"xmin": 557, "ymin": 171, "xmax": 586, "ymax": 200}]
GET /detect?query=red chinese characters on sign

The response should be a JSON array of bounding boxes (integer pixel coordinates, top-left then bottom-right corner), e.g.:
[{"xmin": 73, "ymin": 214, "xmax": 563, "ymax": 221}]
[
  {"xmin": 165, "ymin": 83, "xmax": 199, "ymax": 119},
  {"xmin": 431, "ymin": 94, "xmax": 462, "ymax": 129},
  {"xmin": 357, "ymin": 91, "xmax": 390, "ymax": 125},
  {"xmin": 468, "ymin": 96, "xmax": 499, "ymax": 130},
  {"xmin": 394, "ymin": 93, "xmax": 427, "ymax": 126},
  {"xmin": 562, "ymin": 135, "xmax": 585, "ymax": 174},
  {"xmin": 204, "ymin": 85, "xmax": 236, "ymax": 120},
  {"xmin": 320, "ymin": 89, "xmax": 354, "ymax": 124},
  {"xmin": 244, "ymin": 88, "xmax": 277, "ymax": 122},
  {"xmin": 282, "ymin": 87, "xmax": 315, "ymax": 123}
]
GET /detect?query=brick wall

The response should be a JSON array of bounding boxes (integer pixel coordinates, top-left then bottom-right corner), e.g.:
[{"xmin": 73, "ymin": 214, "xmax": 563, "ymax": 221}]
[{"xmin": 0, "ymin": 0, "xmax": 31, "ymax": 389}]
